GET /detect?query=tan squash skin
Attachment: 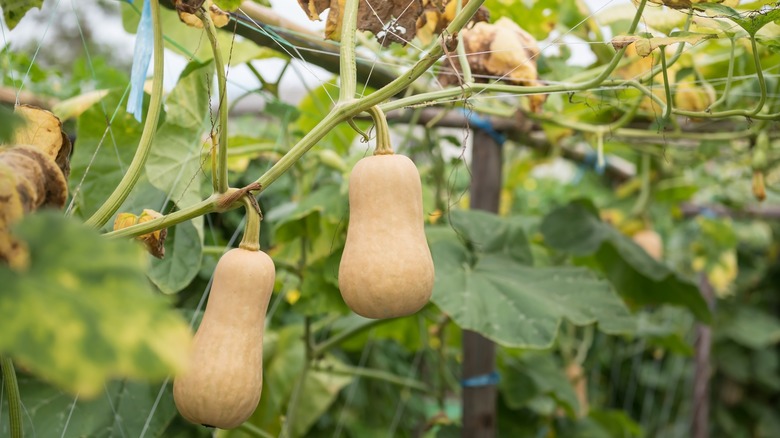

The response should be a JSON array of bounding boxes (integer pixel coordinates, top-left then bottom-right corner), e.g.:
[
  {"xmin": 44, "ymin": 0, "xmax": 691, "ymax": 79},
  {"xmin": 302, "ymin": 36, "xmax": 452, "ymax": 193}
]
[
  {"xmin": 632, "ymin": 229, "xmax": 663, "ymax": 261},
  {"xmin": 173, "ymin": 248, "xmax": 275, "ymax": 429},
  {"xmin": 339, "ymin": 154, "xmax": 434, "ymax": 319}
]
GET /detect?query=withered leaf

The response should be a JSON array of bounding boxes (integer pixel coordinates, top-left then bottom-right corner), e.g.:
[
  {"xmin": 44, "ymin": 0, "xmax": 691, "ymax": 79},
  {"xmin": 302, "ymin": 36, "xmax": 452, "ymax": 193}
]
[
  {"xmin": 174, "ymin": 0, "xmax": 230, "ymax": 28},
  {"xmin": 113, "ymin": 209, "xmax": 168, "ymax": 259},
  {"xmin": 11, "ymin": 105, "xmax": 64, "ymax": 161},
  {"xmin": 0, "ymin": 145, "xmax": 68, "ymax": 269},
  {"xmin": 299, "ymin": 0, "xmax": 425, "ymax": 46},
  {"xmin": 440, "ymin": 17, "xmax": 546, "ymax": 112}
]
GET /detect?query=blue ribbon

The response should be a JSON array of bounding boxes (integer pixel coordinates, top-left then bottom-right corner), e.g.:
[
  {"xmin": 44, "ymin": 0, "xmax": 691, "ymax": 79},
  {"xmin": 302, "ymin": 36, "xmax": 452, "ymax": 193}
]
[
  {"xmin": 125, "ymin": 0, "xmax": 153, "ymax": 122},
  {"xmin": 459, "ymin": 108, "xmax": 506, "ymax": 146},
  {"xmin": 461, "ymin": 371, "xmax": 500, "ymax": 387}
]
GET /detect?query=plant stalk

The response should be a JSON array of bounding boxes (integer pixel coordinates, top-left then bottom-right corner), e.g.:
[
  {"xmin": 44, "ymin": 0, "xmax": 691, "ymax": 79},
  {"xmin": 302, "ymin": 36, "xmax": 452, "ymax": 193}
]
[
  {"xmin": 312, "ymin": 318, "xmax": 385, "ymax": 357},
  {"xmin": 312, "ymin": 364, "xmax": 430, "ymax": 392},
  {"xmin": 368, "ymin": 106, "xmax": 393, "ymax": 154},
  {"xmin": 1, "ymin": 356, "xmax": 23, "ymax": 438},
  {"xmin": 86, "ymin": 0, "xmax": 164, "ymax": 228},
  {"xmin": 198, "ymin": 8, "xmax": 230, "ymax": 193},
  {"xmin": 238, "ymin": 196, "xmax": 261, "ymax": 251},
  {"xmin": 338, "ymin": 0, "xmax": 360, "ymax": 102}
]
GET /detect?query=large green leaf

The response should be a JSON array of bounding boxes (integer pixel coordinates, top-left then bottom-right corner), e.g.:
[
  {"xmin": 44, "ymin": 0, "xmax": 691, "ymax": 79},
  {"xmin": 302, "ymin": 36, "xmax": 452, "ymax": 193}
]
[
  {"xmin": 147, "ymin": 60, "xmax": 211, "ymax": 209},
  {"xmin": 718, "ymin": 306, "xmax": 780, "ymax": 349},
  {"xmin": 267, "ymin": 185, "xmax": 346, "ymax": 244},
  {"xmin": 142, "ymin": 61, "xmax": 211, "ymax": 294},
  {"xmin": 0, "ymin": 376, "xmax": 178, "ymax": 438},
  {"xmin": 0, "ymin": 213, "xmax": 191, "ymax": 396},
  {"xmin": 540, "ymin": 200, "xmax": 712, "ymax": 323},
  {"xmin": 245, "ymin": 326, "xmax": 352, "ymax": 437},
  {"xmin": 499, "ymin": 351, "xmax": 580, "ymax": 416},
  {"xmin": 148, "ymin": 219, "xmax": 203, "ymax": 294},
  {"xmin": 430, "ymin": 210, "xmax": 634, "ymax": 349}
]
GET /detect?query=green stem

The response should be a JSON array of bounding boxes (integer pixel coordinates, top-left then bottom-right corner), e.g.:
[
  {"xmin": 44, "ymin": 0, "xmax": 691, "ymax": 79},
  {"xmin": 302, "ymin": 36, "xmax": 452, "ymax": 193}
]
[
  {"xmin": 312, "ymin": 318, "xmax": 386, "ymax": 357},
  {"xmin": 284, "ymin": 317, "xmax": 313, "ymax": 438},
  {"xmin": 709, "ymin": 38, "xmax": 736, "ymax": 111},
  {"xmin": 85, "ymin": 0, "xmax": 164, "ymax": 228},
  {"xmin": 659, "ymin": 46, "xmax": 673, "ymax": 126},
  {"xmin": 640, "ymin": 13, "xmax": 691, "ymax": 84},
  {"xmin": 338, "ymin": 0, "xmax": 360, "ymax": 102},
  {"xmin": 675, "ymin": 36, "xmax": 769, "ymax": 119},
  {"xmin": 1, "ymin": 356, "xmax": 23, "ymax": 438},
  {"xmin": 630, "ymin": 153, "xmax": 651, "ymax": 218},
  {"xmin": 455, "ymin": 0, "xmax": 472, "ymax": 84},
  {"xmin": 199, "ymin": 9, "xmax": 230, "ymax": 194},
  {"xmin": 104, "ymin": 195, "xmax": 221, "ymax": 239},
  {"xmin": 238, "ymin": 196, "xmax": 261, "ymax": 251},
  {"xmin": 311, "ymin": 364, "xmax": 430, "ymax": 392},
  {"xmin": 368, "ymin": 106, "xmax": 393, "ymax": 155},
  {"xmin": 236, "ymin": 422, "xmax": 276, "ymax": 438}
]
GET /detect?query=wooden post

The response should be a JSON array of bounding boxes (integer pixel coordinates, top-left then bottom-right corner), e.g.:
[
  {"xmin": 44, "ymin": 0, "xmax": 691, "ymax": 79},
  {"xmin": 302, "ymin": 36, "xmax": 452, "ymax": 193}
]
[{"xmin": 462, "ymin": 129, "xmax": 501, "ymax": 437}]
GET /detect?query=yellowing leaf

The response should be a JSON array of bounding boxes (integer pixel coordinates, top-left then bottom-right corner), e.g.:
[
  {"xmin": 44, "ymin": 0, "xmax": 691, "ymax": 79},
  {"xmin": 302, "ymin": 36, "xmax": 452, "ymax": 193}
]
[
  {"xmin": 0, "ymin": 213, "xmax": 192, "ymax": 396},
  {"xmin": 634, "ymin": 32, "xmax": 717, "ymax": 57},
  {"xmin": 51, "ymin": 89, "xmax": 110, "ymax": 121},
  {"xmin": 10, "ymin": 105, "xmax": 64, "ymax": 161}
]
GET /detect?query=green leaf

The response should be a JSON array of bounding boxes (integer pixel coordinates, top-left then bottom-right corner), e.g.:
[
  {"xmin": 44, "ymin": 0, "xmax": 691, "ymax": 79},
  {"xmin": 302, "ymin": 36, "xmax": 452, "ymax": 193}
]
[
  {"xmin": 0, "ymin": 105, "xmax": 24, "ymax": 143},
  {"xmin": 0, "ymin": 376, "xmax": 178, "ymax": 437},
  {"xmin": 249, "ymin": 326, "xmax": 352, "ymax": 436},
  {"xmin": 500, "ymin": 352, "xmax": 580, "ymax": 416},
  {"xmin": 718, "ymin": 306, "xmax": 780, "ymax": 349},
  {"xmin": 296, "ymin": 250, "xmax": 350, "ymax": 315},
  {"xmin": 1, "ymin": 0, "xmax": 43, "ymax": 29},
  {"xmin": 540, "ymin": 200, "xmax": 712, "ymax": 322},
  {"xmin": 149, "ymin": 219, "xmax": 203, "ymax": 294},
  {"xmin": 147, "ymin": 60, "xmax": 212, "ymax": 209},
  {"xmin": 213, "ymin": 0, "xmax": 242, "ymax": 11},
  {"xmin": 698, "ymin": 3, "xmax": 780, "ymax": 35},
  {"xmin": 0, "ymin": 213, "xmax": 191, "ymax": 396},
  {"xmin": 268, "ymin": 184, "xmax": 345, "ymax": 243},
  {"xmin": 431, "ymin": 210, "xmax": 634, "ymax": 349},
  {"xmin": 295, "ymin": 82, "xmax": 357, "ymax": 154}
]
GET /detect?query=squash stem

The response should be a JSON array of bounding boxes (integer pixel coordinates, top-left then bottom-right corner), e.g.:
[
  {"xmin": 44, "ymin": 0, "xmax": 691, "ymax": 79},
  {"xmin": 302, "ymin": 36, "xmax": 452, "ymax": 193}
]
[
  {"xmin": 239, "ymin": 195, "xmax": 261, "ymax": 251},
  {"xmin": 1, "ymin": 356, "xmax": 23, "ymax": 438},
  {"xmin": 198, "ymin": 8, "xmax": 230, "ymax": 194},
  {"xmin": 368, "ymin": 106, "xmax": 393, "ymax": 155},
  {"xmin": 85, "ymin": 0, "xmax": 164, "ymax": 229}
]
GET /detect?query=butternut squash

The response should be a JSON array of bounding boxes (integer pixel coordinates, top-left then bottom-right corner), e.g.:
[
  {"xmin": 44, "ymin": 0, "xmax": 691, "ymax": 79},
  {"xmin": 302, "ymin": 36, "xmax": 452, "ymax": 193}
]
[
  {"xmin": 632, "ymin": 229, "xmax": 663, "ymax": 261},
  {"xmin": 339, "ymin": 153, "xmax": 434, "ymax": 319},
  {"xmin": 173, "ymin": 247, "xmax": 275, "ymax": 429}
]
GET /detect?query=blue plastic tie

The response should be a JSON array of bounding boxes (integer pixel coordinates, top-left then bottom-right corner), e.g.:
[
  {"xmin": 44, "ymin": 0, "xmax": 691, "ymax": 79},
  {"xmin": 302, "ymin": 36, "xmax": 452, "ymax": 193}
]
[
  {"xmin": 126, "ymin": 0, "xmax": 153, "ymax": 122},
  {"xmin": 459, "ymin": 108, "xmax": 506, "ymax": 146},
  {"xmin": 461, "ymin": 371, "xmax": 500, "ymax": 388}
]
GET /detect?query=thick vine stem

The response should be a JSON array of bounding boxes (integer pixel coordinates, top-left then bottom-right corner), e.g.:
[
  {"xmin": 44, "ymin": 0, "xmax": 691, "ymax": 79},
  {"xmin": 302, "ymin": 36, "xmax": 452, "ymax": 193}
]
[
  {"xmin": 368, "ymin": 106, "xmax": 393, "ymax": 155},
  {"xmin": 338, "ymin": 0, "xmax": 360, "ymax": 102},
  {"xmin": 1, "ymin": 356, "xmax": 23, "ymax": 438},
  {"xmin": 659, "ymin": 46, "xmax": 673, "ymax": 125},
  {"xmin": 238, "ymin": 195, "xmax": 262, "ymax": 251},
  {"xmin": 85, "ymin": 0, "xmax": 164, "ymax": 229},
  {"xmin": 198, "ymin": 8, "xmax": 230, "ymax": 193}
]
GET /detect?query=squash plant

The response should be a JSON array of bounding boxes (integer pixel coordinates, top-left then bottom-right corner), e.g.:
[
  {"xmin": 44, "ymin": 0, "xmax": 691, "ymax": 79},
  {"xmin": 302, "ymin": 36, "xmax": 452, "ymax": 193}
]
[{"xmin": 2, "ymin": 0, "xmax": 780, "ymax": 437}]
